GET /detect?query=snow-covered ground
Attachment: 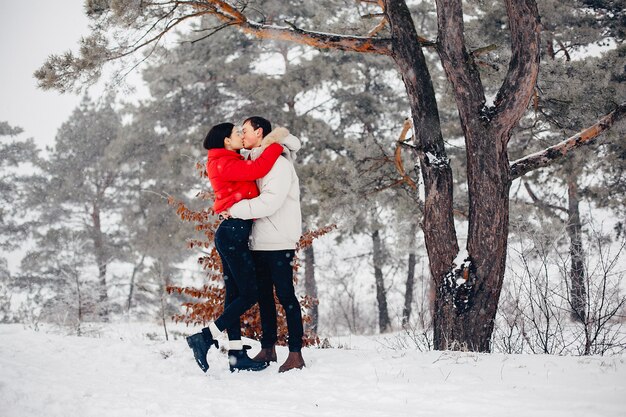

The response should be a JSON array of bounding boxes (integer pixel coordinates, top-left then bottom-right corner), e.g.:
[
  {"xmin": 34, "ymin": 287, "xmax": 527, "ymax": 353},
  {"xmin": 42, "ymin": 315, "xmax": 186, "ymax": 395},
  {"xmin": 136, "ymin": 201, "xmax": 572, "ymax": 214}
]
[{"xmin": 0, "ymin": 323, "xmax": 624, "ymax": 417}]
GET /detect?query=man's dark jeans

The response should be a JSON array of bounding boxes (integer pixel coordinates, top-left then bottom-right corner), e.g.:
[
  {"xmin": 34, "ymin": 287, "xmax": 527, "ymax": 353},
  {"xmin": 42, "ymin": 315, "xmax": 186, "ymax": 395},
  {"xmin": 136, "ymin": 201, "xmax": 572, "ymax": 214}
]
[
  {"xmin": 212, "ymin": 219, "xmax": 257, "ymax": 338},
  {"xmin": 253, "ymin": 250, "xmax": 303, "ymax": 352}
]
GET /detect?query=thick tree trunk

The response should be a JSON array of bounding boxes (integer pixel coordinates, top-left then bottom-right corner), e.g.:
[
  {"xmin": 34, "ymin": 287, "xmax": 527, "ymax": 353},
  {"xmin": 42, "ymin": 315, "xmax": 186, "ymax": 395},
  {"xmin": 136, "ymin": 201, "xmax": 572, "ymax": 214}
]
[
  {"xmin": 91, "ymin": 202, "xmax": 109, "ymax": 320},
  {"xmin": 402, "ymin": 222, "xmax": 418, "ymax": 326},
  {"xmin": 566, "ymin": 170, "xmax": 587, "ymax": 322},
  {"xmin": 372, "ymin": 229, "xmax": 391, "ymax": 333},
  {"xmin": 433, "ymin": 0, "xmax": 539, "ymax": 351},
  {"xmin": 303, "ymin": 244, "xmax": 319, "ymax": 333},
  {"xmin": 384, "ymin": 0, "xmax": 459, "ymax": 342},
  {"xmin": 435, "ymin": 126, "xmax": 511, "ymax": 351}
]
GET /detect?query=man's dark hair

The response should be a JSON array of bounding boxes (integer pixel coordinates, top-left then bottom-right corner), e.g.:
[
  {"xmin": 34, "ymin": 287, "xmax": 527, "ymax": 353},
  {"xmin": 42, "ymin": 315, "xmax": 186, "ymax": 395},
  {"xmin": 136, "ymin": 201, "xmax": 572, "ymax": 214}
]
[
  {"xmin": 203, "ymin": 122, "xmax": 234, "ymax": 150},
  {"xmin": 243, "ymin": 116, "xmax": 272, "ymax": 138}
]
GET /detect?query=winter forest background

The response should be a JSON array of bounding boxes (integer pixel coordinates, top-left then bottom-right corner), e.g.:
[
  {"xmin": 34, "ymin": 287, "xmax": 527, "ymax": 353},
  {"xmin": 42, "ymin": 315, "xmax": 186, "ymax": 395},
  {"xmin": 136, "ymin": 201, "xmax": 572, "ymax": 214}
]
[{"xmin": 1, "ymin": 0, "xmax": 625, "ymax": 358}]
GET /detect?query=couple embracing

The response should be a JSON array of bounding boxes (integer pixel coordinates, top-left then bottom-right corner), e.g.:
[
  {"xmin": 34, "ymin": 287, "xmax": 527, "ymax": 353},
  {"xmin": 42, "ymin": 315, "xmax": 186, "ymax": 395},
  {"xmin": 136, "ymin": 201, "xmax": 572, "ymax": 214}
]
[{"xmin": 186, "ymin": 116, "xmax": 306, "ymax": 373}]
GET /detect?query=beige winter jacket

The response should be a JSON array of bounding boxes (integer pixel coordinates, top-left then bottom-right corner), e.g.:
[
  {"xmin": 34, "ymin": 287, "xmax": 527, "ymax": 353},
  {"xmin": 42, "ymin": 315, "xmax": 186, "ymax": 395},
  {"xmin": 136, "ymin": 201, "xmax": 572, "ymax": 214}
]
[{"xmin": 229, "ymin": 127, "xmax": 302, "ymax": 251}]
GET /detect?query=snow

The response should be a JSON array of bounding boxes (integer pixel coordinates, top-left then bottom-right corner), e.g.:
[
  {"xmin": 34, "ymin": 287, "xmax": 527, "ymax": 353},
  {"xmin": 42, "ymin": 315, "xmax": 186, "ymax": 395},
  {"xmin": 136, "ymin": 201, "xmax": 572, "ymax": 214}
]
[
  {"xmin": 453, "ymin": 248, "xmax": 469, "ymax": 269},
  {"xmin": 425, "ymin": 152, "xmax": 450, "ymax": 169},
  {"xmin": 1, "ymin": 323, "xmax": 624, "ymax": 417}
]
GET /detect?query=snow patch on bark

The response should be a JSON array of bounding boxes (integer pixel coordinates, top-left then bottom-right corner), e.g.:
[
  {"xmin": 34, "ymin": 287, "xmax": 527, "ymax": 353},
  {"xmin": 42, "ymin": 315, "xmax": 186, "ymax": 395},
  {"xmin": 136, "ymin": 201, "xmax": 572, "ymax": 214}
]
[
  {"xmin": 443, "ymin": 249, "xmax": 474, "ymax": 312},
  {"xmin": 425, "ymin": 152, "xmax": 450, "ymax": 169}
]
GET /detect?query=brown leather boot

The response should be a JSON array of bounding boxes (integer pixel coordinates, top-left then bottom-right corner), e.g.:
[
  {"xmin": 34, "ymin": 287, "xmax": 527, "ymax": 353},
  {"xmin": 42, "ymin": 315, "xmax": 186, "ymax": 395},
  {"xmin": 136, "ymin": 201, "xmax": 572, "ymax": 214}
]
[
  {"xmin": 278, "ymin": 351, "xmax": 306, "ymax": 373},
  {"xmin": 252, "ymin": 346, "xmax": 277, "ymax": 364}
]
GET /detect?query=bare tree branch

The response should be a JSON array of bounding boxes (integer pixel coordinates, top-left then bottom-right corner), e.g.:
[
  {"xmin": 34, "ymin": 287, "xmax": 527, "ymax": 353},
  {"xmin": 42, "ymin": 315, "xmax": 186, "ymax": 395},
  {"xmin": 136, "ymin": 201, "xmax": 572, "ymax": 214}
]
[
  {"xmin": 523, "ymin": 181, "xmax": 568, "ymax": 216},
  {"xmin": 110, "ymin": 10, "xmax": 208, "ymax": 61},
  {"xmin": 510, "ymin": 102, "xmax": 626, "ymax": 180}
]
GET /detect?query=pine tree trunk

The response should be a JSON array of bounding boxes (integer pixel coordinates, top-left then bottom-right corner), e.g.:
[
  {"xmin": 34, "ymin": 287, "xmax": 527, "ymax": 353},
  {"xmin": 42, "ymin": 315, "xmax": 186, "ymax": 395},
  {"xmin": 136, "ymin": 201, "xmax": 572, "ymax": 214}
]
[
  {"xmin": 402, "ymin": 222, "xmax": 418, "ymax": 326},
  {"xmin": 372, "ymin": 229, "xmax": 391, "ymax": 333},
  {"xmin": 91, "ymin": 202, "xmax": 109, "ymax": 320},
  {"xmin": 384, "ymin": 0, "xmax": 458, "ymax": 343},
  {"xmin": 74, "ymin": 270, "xmax": 83, "ymax": 336},
  {"xmin": 158, "ymin": 262, "xmax": 171, "ymax": 341},
  {"xmin": 566, "ymin": 170, "xmax": 587, "ymax": 322},
  {"xmin": 382, "ymin": 1, "xmax": 458, "ymax": 277},
  {"xmin": 303, "ymin": 244, "xmax": 319, "ymax": 333},
  {"xmin": 127, "ymin": 254, "xmax": 146, "ymax": 313},
  {"xmin": 435, "ymin": 127, "xmax": 512, "ymax": 351}
]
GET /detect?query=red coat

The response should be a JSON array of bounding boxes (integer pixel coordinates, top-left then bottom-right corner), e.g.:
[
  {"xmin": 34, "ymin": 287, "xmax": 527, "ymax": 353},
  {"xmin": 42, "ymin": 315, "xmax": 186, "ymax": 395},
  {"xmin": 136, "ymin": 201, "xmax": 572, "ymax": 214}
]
[{"xmin": 206, "ymin": 143, "xmax": 283, "ymax": 213}]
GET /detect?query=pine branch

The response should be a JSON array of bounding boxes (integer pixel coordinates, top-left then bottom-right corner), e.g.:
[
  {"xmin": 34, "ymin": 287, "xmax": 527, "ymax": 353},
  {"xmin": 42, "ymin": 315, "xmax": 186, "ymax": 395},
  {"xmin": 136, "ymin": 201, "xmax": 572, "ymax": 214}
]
[{"xmin": 510, "ymin": 102, "xmax": 626, "ymax": 180}]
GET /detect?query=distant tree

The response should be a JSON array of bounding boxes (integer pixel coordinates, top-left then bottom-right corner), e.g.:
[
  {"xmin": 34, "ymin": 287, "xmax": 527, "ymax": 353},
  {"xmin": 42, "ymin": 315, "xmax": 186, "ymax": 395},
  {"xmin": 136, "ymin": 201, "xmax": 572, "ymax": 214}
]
[
  {"xmin": 0, "ymin": 122, "xmax": 36, "ymax": 322},
  {"xmin": 0, "ymin": 122, "xmax": 32, "ymax": 253},
  {"xmin": 37, "ymin": 0, "xmax": 625, "ymax": 351},
  {"xmin": 112, "ymin": 103, "xmax": 203, "ymax": 318},
  {"xmin": 19, "ymin": 228, "xmax": 96, "ymax": 332},
  {"xmin": 23, "ymin": 95, "xmax": 128, "ymax": 320}
]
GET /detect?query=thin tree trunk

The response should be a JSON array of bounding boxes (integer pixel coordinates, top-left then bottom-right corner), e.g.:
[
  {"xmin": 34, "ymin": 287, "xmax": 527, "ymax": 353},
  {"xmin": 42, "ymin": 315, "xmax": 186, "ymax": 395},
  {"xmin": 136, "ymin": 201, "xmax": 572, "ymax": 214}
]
[
  {"xmin": 566, "ymin": 170, "xmax": 587, "ymax": 322},
  {"xmin": 127, "ymin": 254, "xmax": 146, "ymax": 313},
  {"xmin": 74, "ymin": 271, "xmax": 83, "ymax": 336},
  {"xmin": 160, "ymin": 291, "xmax": 169, "ymax": 341},
  {"xmin": 372, "ymin": 229, "xmax": 391, "ymax": 333},
  {"xmin": 91, "ymin": 201, "xmax": 108, "ymax": 320},
  {"xmin": 402, "ymin": 222, "xmax": 418, "ymax": 327},
  {"xmin": 158, "ymin": 263, "xmax": 171, "ymax": 341},
  {"xmin": 303, "ymin": 244, "xmax": 319, "ymax": 333}
]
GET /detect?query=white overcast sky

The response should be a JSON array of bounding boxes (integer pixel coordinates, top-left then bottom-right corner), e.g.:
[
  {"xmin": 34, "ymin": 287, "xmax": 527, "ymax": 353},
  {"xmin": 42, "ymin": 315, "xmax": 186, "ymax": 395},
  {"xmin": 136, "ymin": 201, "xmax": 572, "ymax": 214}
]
[{"xmin": 0, "ymin": 1, "xmax": 95, "ymax": 150}]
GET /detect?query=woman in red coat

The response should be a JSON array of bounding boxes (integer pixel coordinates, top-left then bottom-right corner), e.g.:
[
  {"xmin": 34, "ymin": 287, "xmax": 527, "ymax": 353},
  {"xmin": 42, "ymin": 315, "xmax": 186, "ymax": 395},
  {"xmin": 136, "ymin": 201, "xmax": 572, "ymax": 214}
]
[{"xmin": 186, "ymin": 122, "xmax": 283, "ymax": 373}]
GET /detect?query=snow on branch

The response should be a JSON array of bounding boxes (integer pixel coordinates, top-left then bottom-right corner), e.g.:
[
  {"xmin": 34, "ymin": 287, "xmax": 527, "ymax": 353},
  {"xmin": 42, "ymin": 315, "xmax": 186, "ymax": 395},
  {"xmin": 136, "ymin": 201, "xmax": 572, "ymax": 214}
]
[
  {"xmin": 241, "ymin": 21, "xmax": 392, "ymax": 54},
  {"xmin": 510, "ymin": 102, "xmax": 626, "ymax": 180}
]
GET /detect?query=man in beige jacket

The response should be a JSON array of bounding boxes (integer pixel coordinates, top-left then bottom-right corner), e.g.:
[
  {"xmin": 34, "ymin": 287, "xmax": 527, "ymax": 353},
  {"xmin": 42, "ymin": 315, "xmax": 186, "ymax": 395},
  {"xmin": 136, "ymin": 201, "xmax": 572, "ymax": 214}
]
[{"xmin": 228, "ymin": 116, "xmax": 305, "ymax": 372}]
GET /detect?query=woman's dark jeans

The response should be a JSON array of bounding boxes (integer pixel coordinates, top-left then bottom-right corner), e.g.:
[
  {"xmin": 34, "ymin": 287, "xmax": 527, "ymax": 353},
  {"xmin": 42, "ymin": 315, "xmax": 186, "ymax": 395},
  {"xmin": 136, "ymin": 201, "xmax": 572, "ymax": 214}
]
[{"xmin": 210, "ymin": 218, "xmax": 257, "ymax": 339}]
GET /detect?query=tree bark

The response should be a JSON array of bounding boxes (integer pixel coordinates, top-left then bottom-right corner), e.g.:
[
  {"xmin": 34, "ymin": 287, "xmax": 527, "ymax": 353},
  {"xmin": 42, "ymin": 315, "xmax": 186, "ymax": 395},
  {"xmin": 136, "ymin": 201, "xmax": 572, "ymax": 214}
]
[
  {"xmin": 303, "ymin": 244, "xmax": 319, "ymax": 333},
  {"xmin": 402, "ymin": 222, "xmax": 418, "ymax": 326},
  {"xmin": 372, "ymin": 228, "xmax": 391, "ymax": 333},
  {"xmin": 566, "ymin": 169, "xmax": 587, "ymax": 322}
]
